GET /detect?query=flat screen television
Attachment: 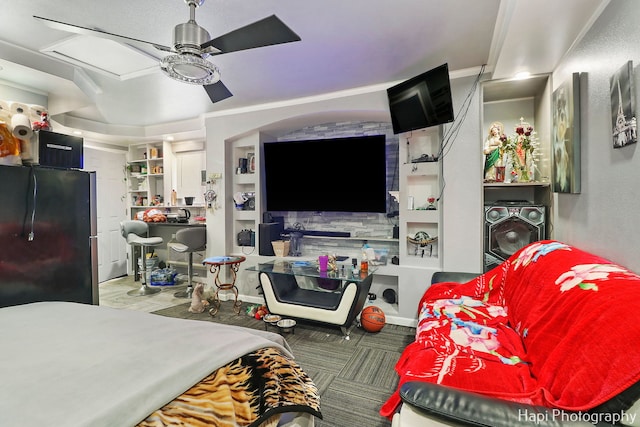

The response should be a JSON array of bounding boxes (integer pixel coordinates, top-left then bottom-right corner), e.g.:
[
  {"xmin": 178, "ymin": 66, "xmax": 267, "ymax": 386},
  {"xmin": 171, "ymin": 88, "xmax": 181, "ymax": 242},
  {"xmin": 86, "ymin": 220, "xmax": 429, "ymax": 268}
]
[
  {"xmin": 263, "ymin": 135, "xmax": 388, "ymax": 213},
  {"xmin": 35, "ymin": 130, "xmax": 84, "ymax": 169},
  {"xmin": 387, "ymin": 63, "xmax": 455, "ymax": 135}
]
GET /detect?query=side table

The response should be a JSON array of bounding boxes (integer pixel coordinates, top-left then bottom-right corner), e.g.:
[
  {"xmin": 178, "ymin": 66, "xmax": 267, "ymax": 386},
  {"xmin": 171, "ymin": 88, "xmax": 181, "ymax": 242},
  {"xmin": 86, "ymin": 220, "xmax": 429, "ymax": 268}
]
[{"xmin": 203, "ymin": 256, "xmax": 246, "ymax": 316}]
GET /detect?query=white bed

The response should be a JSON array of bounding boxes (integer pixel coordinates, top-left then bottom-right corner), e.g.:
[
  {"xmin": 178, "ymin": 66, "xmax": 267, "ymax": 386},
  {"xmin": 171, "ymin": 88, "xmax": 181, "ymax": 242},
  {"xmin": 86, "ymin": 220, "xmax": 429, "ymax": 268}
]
[{"xmin": 0, "ymin": 302, "xmax": 320, "ymax": 427}]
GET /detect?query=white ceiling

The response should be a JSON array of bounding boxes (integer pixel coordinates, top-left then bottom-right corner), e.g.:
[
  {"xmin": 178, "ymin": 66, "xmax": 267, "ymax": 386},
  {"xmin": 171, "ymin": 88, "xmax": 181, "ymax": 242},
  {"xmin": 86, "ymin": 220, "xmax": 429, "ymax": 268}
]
[{"xmin": 0, "ymin": 0, "xmax": 610, "ymax": 144}]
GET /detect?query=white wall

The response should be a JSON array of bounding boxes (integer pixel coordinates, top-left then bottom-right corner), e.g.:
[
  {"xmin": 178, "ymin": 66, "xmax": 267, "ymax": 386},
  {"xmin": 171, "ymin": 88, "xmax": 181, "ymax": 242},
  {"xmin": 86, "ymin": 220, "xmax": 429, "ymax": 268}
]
[
  {"xmin": 552, "ymin": 0, "xmax": 640, "ymax": 272},
  {"xmin": 204, "ymin": 91, "xmax": 393, "ymax": 256},
  {"xmin": 204, "ymin": 76, "xmax": 483, "ymax": 273},
  {"xmin": 0, "ymin": 84, "xmax": 47, "ymax": 107},
  {"xmin": 439, "ymin": 75, "xmax": 483, "ymax": 273}
]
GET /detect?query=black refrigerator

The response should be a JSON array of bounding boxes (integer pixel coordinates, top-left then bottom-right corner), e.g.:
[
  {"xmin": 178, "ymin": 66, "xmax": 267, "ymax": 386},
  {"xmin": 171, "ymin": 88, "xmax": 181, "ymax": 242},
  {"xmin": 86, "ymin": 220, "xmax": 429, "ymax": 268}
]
[{"xmin": 0, "ymin": 164, "xmax": 98, "ymax": 308}]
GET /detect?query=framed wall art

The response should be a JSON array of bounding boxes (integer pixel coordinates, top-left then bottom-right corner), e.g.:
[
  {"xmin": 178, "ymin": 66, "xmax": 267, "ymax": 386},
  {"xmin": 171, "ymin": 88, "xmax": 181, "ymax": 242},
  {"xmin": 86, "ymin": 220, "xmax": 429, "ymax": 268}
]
[
  {"xmin": 552, "ymin": 72, "xmax": 581, "ymax": 194},
  {"xmin": 610, "ymin": 60, "xmax": 637, "ymax": 148}
]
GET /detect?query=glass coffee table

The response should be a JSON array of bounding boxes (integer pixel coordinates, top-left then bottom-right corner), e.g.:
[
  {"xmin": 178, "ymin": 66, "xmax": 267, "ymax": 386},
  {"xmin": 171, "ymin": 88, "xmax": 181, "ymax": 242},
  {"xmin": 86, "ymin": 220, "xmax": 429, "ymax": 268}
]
[{"xmin": 247, "ymin": 260, "xmax": 374, "ymax": 339}]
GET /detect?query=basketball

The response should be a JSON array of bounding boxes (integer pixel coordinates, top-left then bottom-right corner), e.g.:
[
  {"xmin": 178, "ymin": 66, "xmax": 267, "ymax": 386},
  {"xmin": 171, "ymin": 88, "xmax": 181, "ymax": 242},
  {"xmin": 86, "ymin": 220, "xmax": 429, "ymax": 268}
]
[{"xmin": 360, "ymin": 306, "xmax": 386, "ymax": 332}]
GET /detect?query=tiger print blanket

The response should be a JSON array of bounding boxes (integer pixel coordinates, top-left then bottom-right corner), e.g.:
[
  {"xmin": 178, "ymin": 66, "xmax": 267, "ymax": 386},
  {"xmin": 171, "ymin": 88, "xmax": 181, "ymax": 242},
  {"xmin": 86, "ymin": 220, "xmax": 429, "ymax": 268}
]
[{"xmin": 138, "ymin": 347, "xmax": 322, "ymax": 427}]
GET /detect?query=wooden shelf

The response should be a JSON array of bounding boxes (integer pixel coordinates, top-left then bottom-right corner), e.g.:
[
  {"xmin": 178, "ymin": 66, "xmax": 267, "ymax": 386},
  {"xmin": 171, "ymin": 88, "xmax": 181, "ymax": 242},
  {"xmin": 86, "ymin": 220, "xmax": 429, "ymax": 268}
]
[{"xmin": 484, "ymin": 181, "xmax": 550, "ymax": 188}]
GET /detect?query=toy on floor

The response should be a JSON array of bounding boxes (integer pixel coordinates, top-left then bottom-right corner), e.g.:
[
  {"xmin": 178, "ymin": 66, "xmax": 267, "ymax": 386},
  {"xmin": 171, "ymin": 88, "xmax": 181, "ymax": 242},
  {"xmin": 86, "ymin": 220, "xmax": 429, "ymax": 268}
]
[
  {"xmin": 246, "ymin": 304, "xmax": 269, "ymax": 319},
  {"xmin": 188, "ymin": 283, "xmax": 210, "ymax": 313},
  {"xmin": 360, "ymin": 305, "xmax": 386, "ymax": 332}
]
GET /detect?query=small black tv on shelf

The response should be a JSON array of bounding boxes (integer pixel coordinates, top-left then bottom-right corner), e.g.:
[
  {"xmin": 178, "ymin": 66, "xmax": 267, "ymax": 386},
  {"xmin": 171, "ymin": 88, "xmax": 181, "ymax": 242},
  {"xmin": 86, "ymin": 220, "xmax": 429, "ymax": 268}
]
[
  {"xmin": 263, "ymin": 135, "xmax": 388, "ymax": 213},
  {"xmin": 387, "ymin": 63, "xmax": 455, "ymax": 135},
  {"xmin": 33, "ymin": 130, "xmax": 84, "ymax": 169}
]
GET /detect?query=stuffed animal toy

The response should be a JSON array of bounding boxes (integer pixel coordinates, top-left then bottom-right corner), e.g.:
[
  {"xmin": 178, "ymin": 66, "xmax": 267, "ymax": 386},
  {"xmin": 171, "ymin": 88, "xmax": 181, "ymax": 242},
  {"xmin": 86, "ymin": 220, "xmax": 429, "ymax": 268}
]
[
  {"xmin": 188, "ymin": 282, "xmax": 210, "ymax": 313},
  {"xmin": 0, "ymin": 123, "xmax": 22, "ymax": 165},
  {"xmin": 32, "ymin": 111, "xmax": 51, "ymax": 131}
]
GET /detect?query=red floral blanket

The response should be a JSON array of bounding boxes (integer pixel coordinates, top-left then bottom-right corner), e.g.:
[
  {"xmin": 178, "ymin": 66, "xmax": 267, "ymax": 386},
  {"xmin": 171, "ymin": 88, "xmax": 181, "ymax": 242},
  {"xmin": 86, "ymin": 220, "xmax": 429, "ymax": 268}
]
[{"xmin": 381, "ymin": 240, "xmax": 640, "ymax": 417}]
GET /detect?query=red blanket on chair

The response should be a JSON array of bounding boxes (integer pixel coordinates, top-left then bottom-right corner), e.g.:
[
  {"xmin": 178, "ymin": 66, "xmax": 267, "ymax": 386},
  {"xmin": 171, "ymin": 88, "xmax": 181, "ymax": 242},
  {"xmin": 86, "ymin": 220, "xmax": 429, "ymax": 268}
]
[{"xmin": 381, "ymin": 240, "xmax": 640, "ymax": 418}]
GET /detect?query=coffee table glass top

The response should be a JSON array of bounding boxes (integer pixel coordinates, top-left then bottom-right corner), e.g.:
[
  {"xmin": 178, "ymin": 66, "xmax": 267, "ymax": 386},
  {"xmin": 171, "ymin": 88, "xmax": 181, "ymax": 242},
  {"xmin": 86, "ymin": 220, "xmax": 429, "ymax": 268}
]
[{"xmin": 247, "ymin": 260, "xmax": 375, "ymax": 283}]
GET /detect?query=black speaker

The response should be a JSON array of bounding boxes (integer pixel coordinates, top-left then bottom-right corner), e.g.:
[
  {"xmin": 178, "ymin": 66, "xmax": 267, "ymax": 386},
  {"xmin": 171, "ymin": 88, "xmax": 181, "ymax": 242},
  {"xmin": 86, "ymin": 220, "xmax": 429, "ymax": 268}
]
[
  {"xmin": 259, "ymin": 222, "xmax": 285, "ymax": 256},
  {"xmin": 272, "ymin": 216, "xmax": 285, "ymax": 228},
  {"xmin": 484, "ymin": 202, "xmax": 546, "ymax": 272}
]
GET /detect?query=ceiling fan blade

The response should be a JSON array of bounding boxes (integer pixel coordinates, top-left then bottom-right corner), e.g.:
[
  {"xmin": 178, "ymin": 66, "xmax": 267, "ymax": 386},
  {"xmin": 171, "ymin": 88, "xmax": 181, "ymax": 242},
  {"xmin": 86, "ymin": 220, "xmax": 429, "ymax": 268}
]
[
  {"xmin": 33, "ymin": 15, "xmax": 173, "ymax": 53},
  {"xmin": 204, "ymin": 81, "xmax": 233, "ymax": 103},
  {"xmin": 202, "ymin": 15, "xmax": 301, "ymax": 55}
]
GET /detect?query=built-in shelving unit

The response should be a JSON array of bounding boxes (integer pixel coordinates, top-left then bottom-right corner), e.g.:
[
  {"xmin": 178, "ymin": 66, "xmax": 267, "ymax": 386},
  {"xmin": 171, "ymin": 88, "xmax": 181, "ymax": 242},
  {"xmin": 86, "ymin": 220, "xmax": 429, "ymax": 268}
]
[
  {"xmin": 220, "ymin": 123, "xmax": 451, "ymax": 325},
  {"xmin": 481, "ymin": 74, "xmax": 553, "ymax": 271},
  {"xmin": 393, "ymin": 127, "xmax": 444, "ymax": 321},
  {"xmin": 398, "ymin": 128, "xmax": 443, "ymax": 269},
  {"xmin": 226, "ymin": 133, "xmax": 261, "ymax": 255},
  {"xmin": 126, "ymin": 141, "xmax": 165, "ymax": 218}
]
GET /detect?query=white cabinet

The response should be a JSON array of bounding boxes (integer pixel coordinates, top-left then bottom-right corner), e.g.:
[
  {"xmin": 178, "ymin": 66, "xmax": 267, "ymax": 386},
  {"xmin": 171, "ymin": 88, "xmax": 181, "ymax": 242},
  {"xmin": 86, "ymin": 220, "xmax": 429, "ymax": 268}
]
[
  {"xmin": 174, "ymin": 150, "xmax": 205, "ymax": 205},
  {"xmin": 127, "ymin": 141, "xmax": 208, "ymax": 219}
]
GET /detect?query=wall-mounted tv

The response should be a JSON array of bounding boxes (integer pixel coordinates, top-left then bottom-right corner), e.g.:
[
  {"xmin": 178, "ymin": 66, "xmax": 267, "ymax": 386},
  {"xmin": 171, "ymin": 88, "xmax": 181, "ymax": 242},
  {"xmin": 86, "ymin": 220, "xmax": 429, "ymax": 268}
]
[
  {"xmin": 387, "ymin": 63, "xmax": 455, "ymax": 135},
  {"xmin": 263, "ymin": 135, "xmax": 388, "ymax": 213}
]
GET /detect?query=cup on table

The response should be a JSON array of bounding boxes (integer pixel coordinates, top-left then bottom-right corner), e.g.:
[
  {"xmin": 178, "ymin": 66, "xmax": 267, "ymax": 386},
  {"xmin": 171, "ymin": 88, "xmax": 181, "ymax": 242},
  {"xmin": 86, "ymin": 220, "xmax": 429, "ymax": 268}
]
[{"xmin": 318, "ymin": 255, "xmax": 329, "ymax": 272}]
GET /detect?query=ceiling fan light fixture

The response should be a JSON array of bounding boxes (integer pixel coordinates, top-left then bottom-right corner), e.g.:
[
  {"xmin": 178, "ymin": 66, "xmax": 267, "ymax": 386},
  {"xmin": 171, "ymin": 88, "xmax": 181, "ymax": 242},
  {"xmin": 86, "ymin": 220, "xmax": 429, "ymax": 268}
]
[{"xmin": 160, "ymin": 54, "xmax": 220, "ymax": 85}]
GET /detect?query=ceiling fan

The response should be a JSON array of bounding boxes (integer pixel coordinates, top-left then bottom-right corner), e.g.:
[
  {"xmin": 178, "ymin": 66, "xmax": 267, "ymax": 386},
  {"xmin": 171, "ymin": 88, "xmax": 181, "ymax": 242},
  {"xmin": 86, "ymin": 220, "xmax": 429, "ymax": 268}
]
[{"xmin": 33, "ymin": 0, "xmax": 301, "ymax": 103}]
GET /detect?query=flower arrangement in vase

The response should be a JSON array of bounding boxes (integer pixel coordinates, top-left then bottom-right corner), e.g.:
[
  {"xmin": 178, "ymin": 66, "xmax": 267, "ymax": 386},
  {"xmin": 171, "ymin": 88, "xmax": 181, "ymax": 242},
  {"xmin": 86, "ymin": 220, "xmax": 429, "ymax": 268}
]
[{"xmin": 501, "ymin": 117, "xmax": 539, "ymax": 182}]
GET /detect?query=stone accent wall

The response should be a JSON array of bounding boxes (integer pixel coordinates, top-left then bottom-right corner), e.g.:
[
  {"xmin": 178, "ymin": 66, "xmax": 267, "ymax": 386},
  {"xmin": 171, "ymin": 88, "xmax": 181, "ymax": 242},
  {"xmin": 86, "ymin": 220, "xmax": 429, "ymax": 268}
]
[{"xmin": 271, "ymin": 121, "xmax": 400, "ymax": 260}]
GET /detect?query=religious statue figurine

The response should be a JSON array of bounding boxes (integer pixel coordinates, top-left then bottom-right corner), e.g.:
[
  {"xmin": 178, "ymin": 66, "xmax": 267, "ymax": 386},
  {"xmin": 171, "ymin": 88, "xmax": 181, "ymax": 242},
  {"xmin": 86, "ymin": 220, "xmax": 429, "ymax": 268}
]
[
  {"xmin": 503, "ymin": 117, "xmax": 537, "ymax": 182},
  {"xmin": 483, "ymin": 121, "xmax": 505, "ymax": 181}
]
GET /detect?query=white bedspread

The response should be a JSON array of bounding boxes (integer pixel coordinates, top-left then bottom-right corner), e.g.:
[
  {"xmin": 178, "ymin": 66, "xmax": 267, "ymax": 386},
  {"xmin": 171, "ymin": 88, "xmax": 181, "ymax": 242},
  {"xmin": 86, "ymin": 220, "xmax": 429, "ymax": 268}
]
[{"xmin": 0, "ymin": 302, "xmax": 291, "ymax": 427}]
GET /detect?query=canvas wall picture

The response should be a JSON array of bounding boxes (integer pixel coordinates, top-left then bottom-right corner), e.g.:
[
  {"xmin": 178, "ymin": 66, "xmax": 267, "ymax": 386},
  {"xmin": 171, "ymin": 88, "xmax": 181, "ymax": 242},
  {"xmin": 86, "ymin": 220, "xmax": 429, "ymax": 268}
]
[
  {"xmin": 610, "ymin": 61, "xmax": 637, "ymax": 148},
  {"xmin": 552, "ymin": 73, "xmax": 581, "ymax": 194}
]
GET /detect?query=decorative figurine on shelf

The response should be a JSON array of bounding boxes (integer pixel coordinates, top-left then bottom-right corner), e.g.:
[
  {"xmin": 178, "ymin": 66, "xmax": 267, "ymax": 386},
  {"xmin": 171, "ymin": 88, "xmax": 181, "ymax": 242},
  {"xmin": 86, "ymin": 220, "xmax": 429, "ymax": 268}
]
[
  {"xmin": 407, "ymin": 231, "xmax": 438, "ymax": 257},
  {"xmin": 32, "ymin": 111, "xmax": 51, "ymax": 131},
  {"xmin": 426, "ymin": 196, "xmax": 437, "ymax": 210},
  {"xmin": 502, "ymin": 117, "xmax": 539, "ymax": 182},
  {"xmin": 483, "ymin": 122, "xmax": 506, "ymax": 182}
]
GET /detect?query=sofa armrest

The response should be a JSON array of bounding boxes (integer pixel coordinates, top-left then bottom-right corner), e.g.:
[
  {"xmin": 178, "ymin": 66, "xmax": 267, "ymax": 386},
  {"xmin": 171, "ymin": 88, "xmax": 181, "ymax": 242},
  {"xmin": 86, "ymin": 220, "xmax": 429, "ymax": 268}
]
[{"xmin": 399, "ymin": 382, "xmax": 600, "ymax": 427}]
